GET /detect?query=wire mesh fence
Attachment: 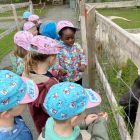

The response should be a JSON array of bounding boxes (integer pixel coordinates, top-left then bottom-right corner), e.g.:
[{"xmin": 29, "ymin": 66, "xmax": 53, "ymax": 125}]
[{"xmin": 95, "ymin": 11, "xmax": 140, "ymax": 140}]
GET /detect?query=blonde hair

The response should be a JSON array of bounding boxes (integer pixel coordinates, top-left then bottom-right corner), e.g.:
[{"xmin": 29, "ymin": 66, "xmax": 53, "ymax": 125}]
[
  {"xmin": 14, "ymin": 45, "xmax": 27, "ymax": 58},
  {"xmin": 24, "ymin": 51, "xmax": 50, "ymax": 77}
]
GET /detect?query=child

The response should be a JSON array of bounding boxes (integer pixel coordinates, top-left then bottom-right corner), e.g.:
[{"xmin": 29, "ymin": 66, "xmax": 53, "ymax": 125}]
[
  {"xmin": 39, "ymin": 21, "xmax": 59, "ymax": 40},
  {"xmin": 38, "ymin": 82, "xmax": 109, "ymax": 140},
  {"xmin": 23, "ymin": 21, "xmax": 38, "ymax": 36},
  {"xmin": 10, "ymin": 31, "xmax": 33, "ymax": 75},
  {"xmin": 23, "ymin": 35, "xmax": 60, "ymax": 134},
  {"xmin": 56, "ymin": 20, "xmax": 87, "ymax": 85},
  {"xmin": 21, "ymin": 11, "xmax": 32, "ymax": 30},
  {"xmin": 23, "ymin": 11, "xmax": 32, "ymax": 22},
  {"xmin": 0, "ymin": 70, "xmax": 39, "ymax": 140},
  {"xmin": 28, "ymin": 14, "xmax": 41, "ymax": 34}
]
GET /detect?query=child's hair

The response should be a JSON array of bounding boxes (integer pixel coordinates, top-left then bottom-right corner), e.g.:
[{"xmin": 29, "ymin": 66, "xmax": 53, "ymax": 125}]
[
  {"xmin": 14, "ymin": 45, "xmax": 28, "ymax": 58},
  {"xmin": 24, "ymin": 51, "xmax": 50, "ymax": 77},
  {"xmin": 53, "ymin": 118, "xmax": 69, "ymax": 124},
  {"xmin": 59, "ymin": 27, "xmax": 76, "ymax": 37}
]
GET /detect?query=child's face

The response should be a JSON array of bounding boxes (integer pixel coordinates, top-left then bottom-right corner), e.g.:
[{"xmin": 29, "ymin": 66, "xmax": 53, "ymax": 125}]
[
  {"xmin": 33, "ymin": 20, "xmax": 39, "ymax": 27},
  {"xmin": 29, "ymin": 26, "xmax": 38, "ymax": 36},
  {"xmin": 9, "ymin": 104, "xmax": 27, "ymax": 117},
  {"xmin": 61, "ymin": 28, "xmax": 75, "ymax": 47}
]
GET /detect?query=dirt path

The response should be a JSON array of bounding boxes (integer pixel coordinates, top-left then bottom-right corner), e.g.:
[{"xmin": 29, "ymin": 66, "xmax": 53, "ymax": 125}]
[{"xmin": 22, "ymin": 5, "xmax": 79, "ymax": 140}]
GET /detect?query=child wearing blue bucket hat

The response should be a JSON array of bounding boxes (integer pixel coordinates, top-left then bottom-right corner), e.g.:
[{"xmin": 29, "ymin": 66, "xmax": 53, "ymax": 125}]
[
  {"xmin": 38, "ymin": 82, "xmax": 109, "ymax": 140},
  {"xmin": 23, "ymin": 11, "xmax": 32, "ymax": 21},
  {"xmin": 0, "ymin": 70, "xmax": 39, "ymax": 140}
]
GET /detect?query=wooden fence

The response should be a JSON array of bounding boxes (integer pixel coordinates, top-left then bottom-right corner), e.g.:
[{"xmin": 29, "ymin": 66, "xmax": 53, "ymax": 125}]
[
  {"xmin": 0, "ymin": 1, "xmax": 33, "ymax": 39},
  {"xmin": 79, "ymin": 0, "xmax": 140, "ymax": 140},
  {"xmin": 86, "ymin": 0, "xmax": 140, "ymax": 9}
]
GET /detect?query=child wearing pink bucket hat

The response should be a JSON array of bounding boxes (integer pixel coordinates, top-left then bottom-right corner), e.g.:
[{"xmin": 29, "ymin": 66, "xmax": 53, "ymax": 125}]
[
  {"xmin": 56, "ymin": 20, "xmax": 87, "ymax": 86},
  {"xmin": 10, "ymin": 31, "xmax": 33, "ymax": 75},
  {"xmin": 23, "ymin": 21, "xmax": 38, "ymax": 36},
  {"xmin": 28, "ymin": 14, "xmax": 41, "ymax": 35},
  {"xmin": 23, "ymin": 35, "xmax": 60, "ymax": 133},
  {"xmin": 0, "ymin": 70, "xmax": 39, "ymax": 140}
]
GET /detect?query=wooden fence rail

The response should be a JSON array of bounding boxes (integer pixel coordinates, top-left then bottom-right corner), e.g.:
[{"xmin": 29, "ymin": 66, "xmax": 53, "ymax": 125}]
[
  {"xmin": 95, "ymin": 11, "xmax": 140, "ymax": 69},
  {"xmin": 0, "ymin": 1, "xmax": 34, "ymax": 38},
  {"xmin": 86, "ymin": 0, "xmax": 140, "ymax": 9},
  {"xmin": 0, "ymin": 2, "xmax": 31, "ymax": 13}
]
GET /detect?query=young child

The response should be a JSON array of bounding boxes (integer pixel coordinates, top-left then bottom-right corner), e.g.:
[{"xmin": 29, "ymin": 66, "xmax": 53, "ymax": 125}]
[
  {"xmin": 21, "ymin": 11, "xmax": 32, "ymax": 30},
  {"xmin": 39, "ymin": 21, "xmax": 59, "ymax": 40},
  {"xmin": 23, "ymin": 21, "xmax": 38, "ymax": 36},
  {"xmin": 10, "ymin": 31, "xmax": 33, "ymax": 75},
  {"xmin": 0, "ymin": 70, "xmax": 39, "ymax": 140},
  {"xmin": 23, "ymin": 35, "xmax": 60, "ymax": 134},
  {"xmin": 38, "ymin": 82, "xmax": 109, "ymax": 140},
  {"xmin": 28, "ymin": 14, "xmax": 41, "ymax": 34},
  {"xmin": 56, "ymin": 20, "xmax": 87, "ymax": 85},
  {"xmin": 23, "ymin": 11, "xmax": 32, "ymax": 22}
]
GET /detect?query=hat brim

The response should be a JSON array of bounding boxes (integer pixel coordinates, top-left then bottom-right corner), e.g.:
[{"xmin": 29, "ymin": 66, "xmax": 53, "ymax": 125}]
[
  {"xmin": 20, "ymin": 77, "xmax": 39, "ymax": 104},
  {"xmin": 58, "ymin": 26, "xmax": 80, "ymax": 33},
  {"xmin": 85, "ymin": 89, "xmax": 101, "ymax": 109}
]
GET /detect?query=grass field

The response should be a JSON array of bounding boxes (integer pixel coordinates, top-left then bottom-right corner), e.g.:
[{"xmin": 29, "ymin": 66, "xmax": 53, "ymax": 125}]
[
  {"xmin": 98, "ymin": 7, "xmax": 140, "ymax": 29},
  {"xmin": 0, "ymin": 29, "xmax": 5, "ymax": 33},
  {"xmin": 95, "ymin": 75, "xmax": 122, "ymax": 140},
  {"xmin": 0, "ymin": 31, "xmax": 16, "ymax": 61}
]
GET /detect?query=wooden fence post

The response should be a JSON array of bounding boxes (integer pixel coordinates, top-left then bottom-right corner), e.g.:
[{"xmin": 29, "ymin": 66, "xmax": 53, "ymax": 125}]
[
  {"xmin": 86, "ymin": 7, "xmax": 96, "ymax": 88},
  {"xmin": 133, "ymin": 100, "xmax": 140, "ymax": 140},
  {"xmin": 80, "ymin": 0, "xmax": 89, "ymax": 87},
  {"xmin": 11, "ymin": 4, "xmax": 20, "ymax": 31},
  {"xmin": 29, "ymin": 0, "xmax": 34, "ymax": 14}
]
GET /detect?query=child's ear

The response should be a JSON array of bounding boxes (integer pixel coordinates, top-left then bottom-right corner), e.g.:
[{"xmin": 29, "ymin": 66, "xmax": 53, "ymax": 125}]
[
  {"xmin": 0, "ymin": 111, "xmax": 10, "ymax": 119},
  {"xmin": 70, "ymin": 115, "xmax": 79, "ymax": 126}
]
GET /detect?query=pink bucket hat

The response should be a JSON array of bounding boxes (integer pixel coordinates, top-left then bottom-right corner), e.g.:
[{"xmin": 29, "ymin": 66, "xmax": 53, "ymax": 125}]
[
  {"xmin": 30, "ymin": 35, "xmax": 60, "ymax": 54},
  {"xmin": 23, "ymin": 21, "xmax": 35, "ymax": 31},
  {"xmin": 57, "ymin": 20, "xmax": 79, "ymax": 33},
  {"xmin": 28, "ymin": 14, "xmax": 39, "ymax": 22},
  {"xmin": 14, "ymin": 31, "xmax": 33, "ymax": 51}
]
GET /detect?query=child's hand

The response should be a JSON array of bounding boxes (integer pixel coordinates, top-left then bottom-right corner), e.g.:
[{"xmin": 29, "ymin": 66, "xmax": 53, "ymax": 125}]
[
  {"xmin": 85, "ymin": 114, "xmax": 98, "ymax": 125},
  {"xmin": 78, "ymin": 64, "xmax": 86, "ymax": 72},
  {"xmin": 97, "ymin": 112, "xmax": 108, "ymax": 121},
  {"xmin": 58, "ymin": 69, "xmax": 67, "ymax": 76}
]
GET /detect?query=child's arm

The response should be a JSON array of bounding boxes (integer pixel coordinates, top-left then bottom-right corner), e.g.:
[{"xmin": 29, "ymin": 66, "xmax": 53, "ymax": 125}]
[{"xmin": 76, "ymin": 43, "xmax": 87, "ymax": 72}]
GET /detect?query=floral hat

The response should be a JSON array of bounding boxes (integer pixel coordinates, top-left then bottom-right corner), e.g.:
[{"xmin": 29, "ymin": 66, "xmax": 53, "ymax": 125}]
[
  {"xmin": 57, "ymin": 20, "xmax": 79, "ymax": 33},
  {"xmin": 30, "ymin": 35, "xmax": 60, "ymax": 55},
  {"xmin": 23, "ymin": 11, "xmax": 32, "ymax": 19},
  {"xmin": 43, "ymin": 82, "xmax": 101, "ymax": 120},
  {"xmin": 23, "ymin": 21, "xmax": 35, "ymax": 31},
  {"xmin": 14, "ymin": 31, "xmax": 33, "ymax": 51},
  {"xmin": 28, "ymin": 15, "xmax": 40, "ymax": 22},
  {"xmin": 0, "ymin": 70, "xmax": 39, "ymax": 112}
]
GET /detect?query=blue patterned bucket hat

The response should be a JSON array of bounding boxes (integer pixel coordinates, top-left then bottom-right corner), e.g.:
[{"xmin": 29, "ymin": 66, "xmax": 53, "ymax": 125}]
[
  {"xmin": 43, "ymin": 82, "xmax": 101, "ymax": 120},
  {"xmin": 0, "ymin": 70, "xmax": 39, "ymax": 112},
  {"xmin": 23, "ymin": 11, "xmax": 32, "ymax": 19}
]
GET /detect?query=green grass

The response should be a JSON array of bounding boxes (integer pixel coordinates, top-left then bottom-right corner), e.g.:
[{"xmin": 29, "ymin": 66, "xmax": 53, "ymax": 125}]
[
  {"xmin": 95, "ymin": 75, "xmax": 121, "ymax": 140},
  {"xmin": 102, "ymin": 59, "xmax": 138, "ymax": 102},
  {"xmin": 97, "ymin": 7, "xmax": 140, "ymax": 29},
  {"xmin": 96, "ymin": 50, "xmax": 138, "ymax": 137},
  {"xmin": 0, "ymin": 29, "xmax": 5, "ymax": 33},
  {"xmin": 0, "ymin": 31, "xmax": 16, "ymax": 62}
]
